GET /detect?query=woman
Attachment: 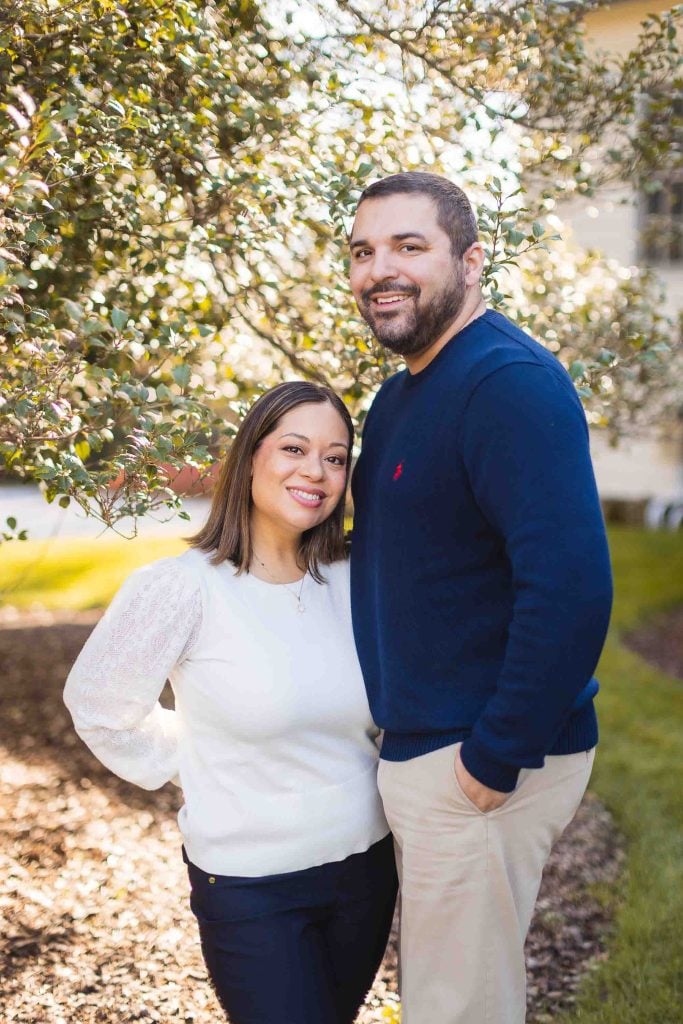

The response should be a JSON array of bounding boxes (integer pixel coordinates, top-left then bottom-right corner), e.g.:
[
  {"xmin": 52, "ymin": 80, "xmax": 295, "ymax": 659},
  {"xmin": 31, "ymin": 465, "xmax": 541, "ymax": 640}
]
[{"xmin": 64, "ymin": 381, "xmax": 397, "ymax": 1024}]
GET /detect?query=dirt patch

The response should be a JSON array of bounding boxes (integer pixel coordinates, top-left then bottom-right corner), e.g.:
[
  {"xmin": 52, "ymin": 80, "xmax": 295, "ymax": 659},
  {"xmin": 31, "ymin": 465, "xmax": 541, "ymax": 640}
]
[
  {"xmin": 0, "ymin": 611, "xmax": 623, "ymax": 1023},
  {"xmin": 625, "ymin": 605, "xmax": 683, "ymax": 682}
]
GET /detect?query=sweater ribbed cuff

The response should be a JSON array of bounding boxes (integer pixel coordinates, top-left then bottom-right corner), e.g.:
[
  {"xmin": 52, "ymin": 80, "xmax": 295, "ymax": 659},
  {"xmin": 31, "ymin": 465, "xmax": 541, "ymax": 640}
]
[
  {"xmin": 458, "ymin": 737, "xmax": 521, "ymax": 793},
  {"xmin": 460, "ymin": 702, "xmax": 599, "ymax": 792}
]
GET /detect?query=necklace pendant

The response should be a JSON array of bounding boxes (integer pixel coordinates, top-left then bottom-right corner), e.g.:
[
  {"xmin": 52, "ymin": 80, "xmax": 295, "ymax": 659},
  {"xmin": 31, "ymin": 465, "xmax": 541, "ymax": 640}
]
[{"xmin": 297, "ymin": 603, "xmax": 305, "ymax": 613}]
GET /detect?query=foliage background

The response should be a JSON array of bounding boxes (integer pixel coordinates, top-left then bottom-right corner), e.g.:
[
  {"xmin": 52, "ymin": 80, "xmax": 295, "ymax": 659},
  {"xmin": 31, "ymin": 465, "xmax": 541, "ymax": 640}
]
[
  {"xmin": 1, "ymin": 7, "xmax": 682, "ymax": 1022},
  {"xmin": 1, "ymin": 0, "xmax": 681, "ymax": 531}
]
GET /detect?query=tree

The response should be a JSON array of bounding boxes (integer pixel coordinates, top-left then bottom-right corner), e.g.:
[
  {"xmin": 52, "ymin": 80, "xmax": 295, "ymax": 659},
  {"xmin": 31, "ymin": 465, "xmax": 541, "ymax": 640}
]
[{"xmin": 1, "ymin": 0, "xmax": 681, "ymax": 532}]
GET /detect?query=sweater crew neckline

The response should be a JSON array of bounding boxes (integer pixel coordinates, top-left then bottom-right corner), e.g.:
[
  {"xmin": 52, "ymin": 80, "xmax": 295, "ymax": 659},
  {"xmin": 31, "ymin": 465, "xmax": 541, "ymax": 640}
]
[
  {"xmin": 402, "ymin": 308, "xmax": 496, "ymax": 388},
  {"xmin": 244, "ymin": 569, "xmax": 308, "ymax": 589},
  {"xmin": 214, "ymin": 559, "xmax": 308, "ymax": 590}
]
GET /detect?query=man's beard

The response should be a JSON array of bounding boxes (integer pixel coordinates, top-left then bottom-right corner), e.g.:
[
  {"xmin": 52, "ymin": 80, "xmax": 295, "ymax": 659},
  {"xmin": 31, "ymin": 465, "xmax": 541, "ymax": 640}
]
[{"xmin": 359, "ymin": 267, "xmax": 466, "ymax": 358}]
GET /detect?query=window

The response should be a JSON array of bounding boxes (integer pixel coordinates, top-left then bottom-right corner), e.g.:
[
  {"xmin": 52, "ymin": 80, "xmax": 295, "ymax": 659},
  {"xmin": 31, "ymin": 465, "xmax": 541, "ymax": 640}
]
[
  {"xmin": 638, "ymin": 95, "xmax": 683, "ymax": 265},
  {"xmin": 640, "ymin": 175, "xmax": 683, "ymax": 264}
]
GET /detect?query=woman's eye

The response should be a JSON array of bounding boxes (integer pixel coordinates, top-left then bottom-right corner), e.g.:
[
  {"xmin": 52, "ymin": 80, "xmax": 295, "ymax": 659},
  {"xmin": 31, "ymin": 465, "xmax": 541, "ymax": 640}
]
[
  {"xmin": 283, "ymin": 445, "xmax": 303, "ymax": 454},
  {"xmin": 327, "ymin": 456, "xmax": 347, "ymax": 466}
]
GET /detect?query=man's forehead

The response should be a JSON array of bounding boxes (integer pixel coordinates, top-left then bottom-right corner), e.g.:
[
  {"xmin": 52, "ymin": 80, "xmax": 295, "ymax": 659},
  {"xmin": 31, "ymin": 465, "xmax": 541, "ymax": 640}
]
[{"xmin": 350, "ymin": 193, "xmax": 441, "ymax": 244}]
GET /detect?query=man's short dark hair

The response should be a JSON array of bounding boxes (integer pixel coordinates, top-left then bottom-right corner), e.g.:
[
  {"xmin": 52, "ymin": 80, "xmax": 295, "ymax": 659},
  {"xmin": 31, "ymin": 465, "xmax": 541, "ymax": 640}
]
[{"xmin": 357, "ymin": 172, "xmax": 478, "ymax": 257}]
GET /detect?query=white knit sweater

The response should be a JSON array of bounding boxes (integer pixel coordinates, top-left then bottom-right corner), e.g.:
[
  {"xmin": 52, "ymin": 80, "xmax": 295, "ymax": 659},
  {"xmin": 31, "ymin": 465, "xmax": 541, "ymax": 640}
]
[{"xmin": 64, "ymin": 548, "xmax": 389, "ymax": 876}]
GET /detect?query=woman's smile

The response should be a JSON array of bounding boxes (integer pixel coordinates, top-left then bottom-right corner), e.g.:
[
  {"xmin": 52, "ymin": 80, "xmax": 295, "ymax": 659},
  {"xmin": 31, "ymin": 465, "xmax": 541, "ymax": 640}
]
[{"xmin": 287, "ymin": 487, "xmax": 326, "ymax": 507}]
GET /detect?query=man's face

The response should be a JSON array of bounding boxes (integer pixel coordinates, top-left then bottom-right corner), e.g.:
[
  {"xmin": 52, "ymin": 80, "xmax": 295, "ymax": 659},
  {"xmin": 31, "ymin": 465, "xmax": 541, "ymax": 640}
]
[{"xmin": 349, "ymin": 193, "xmax": 467, "ymax": 359}]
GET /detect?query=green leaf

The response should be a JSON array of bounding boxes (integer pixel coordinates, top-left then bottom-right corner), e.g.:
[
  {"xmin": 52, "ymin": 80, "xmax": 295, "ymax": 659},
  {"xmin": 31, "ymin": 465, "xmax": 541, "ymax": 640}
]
[
  {"xmin": 58, "ymin": 496, "xmax": 71, "ymax": 509},
  {"xmin": 106, "ymin": 99, "xmax": 126, "ymax": 117},
  {"xmin": 36, "ymin": 121, "xmax": 65, "ymax": 146},
  {"xmin": 55, "ymin": 102, "xmax": 79, "ymax": 122},
  {"xmin": 63, "ymin": 299, "xmax": 84, "ymax": 322},
  {"xmin": 508, "ymin": 229, "xmax": 527, "ymax": 246},
  {"xmin": 172, "ymin": 365, "xmax": 192, "ymax": 388},
  {"xmin": 111, "ymin": 308, "xmax": 128, "ymax": 331},
  {"xmin": 6, "ymin": 517, "xmax": 17, "ymax": 530}
]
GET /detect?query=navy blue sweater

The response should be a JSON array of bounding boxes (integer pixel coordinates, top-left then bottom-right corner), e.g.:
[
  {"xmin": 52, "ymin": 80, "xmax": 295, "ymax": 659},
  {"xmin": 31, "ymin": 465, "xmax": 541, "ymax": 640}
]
[{"xmin": 350, "ymin": 309, "xmax": 613, "ymax": 792}]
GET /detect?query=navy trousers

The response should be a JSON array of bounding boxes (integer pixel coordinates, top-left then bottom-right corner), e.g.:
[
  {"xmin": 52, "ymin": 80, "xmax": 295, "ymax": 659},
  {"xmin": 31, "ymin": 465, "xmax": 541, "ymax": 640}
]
[{"xmin": 184, "ymin": 834, "xmax": 397, "ymax": 1024}]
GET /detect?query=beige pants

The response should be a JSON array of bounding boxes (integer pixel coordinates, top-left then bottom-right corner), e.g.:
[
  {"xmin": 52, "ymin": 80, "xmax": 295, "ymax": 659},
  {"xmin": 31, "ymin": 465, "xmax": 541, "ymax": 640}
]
[{"xmin": 377, "ymin": 743, "xmax": 594, "ymax": 1024}]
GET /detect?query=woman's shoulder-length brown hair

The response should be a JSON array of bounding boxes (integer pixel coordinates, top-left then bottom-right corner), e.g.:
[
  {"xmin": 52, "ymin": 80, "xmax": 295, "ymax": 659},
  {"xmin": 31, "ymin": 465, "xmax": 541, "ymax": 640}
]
[{"xmin": 188, "ymin": 381, "xmax": 354, "ymax": 583}]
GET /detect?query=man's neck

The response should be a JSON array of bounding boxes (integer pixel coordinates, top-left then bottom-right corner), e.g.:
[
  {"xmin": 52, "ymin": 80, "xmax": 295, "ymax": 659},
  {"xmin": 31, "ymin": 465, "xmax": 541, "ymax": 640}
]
[{"xmin": 405, "ymin": 294, "xmax": 487, "ymax": 376}]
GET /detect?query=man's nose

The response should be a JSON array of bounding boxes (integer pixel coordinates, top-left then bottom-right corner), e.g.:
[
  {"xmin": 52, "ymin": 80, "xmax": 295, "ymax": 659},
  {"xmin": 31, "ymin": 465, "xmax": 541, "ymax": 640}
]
[{"xmin": 366, "ymin": 249, "xmax": 400, "ymax": 283}]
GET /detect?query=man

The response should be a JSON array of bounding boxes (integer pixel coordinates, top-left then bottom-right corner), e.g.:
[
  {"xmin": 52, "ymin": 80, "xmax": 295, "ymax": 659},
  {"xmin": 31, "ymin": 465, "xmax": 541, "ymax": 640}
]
[{"xmin": 348, "ymin": 171, "xmax": 613, "ymax": 1024}]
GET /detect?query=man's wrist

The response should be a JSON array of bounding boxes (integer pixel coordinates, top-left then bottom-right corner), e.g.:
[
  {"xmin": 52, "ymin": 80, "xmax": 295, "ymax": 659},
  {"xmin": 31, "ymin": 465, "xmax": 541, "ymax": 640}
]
[{"xmin": 459, "ymin": 737, "xmax": 520, "ymax": 793}]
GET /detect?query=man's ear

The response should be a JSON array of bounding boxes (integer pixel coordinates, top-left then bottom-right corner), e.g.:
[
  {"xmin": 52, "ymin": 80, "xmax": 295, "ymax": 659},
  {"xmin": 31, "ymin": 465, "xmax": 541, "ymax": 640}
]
[{"xmin": 462, "ymin": 242, "xmax": 485, "ymax": 286}]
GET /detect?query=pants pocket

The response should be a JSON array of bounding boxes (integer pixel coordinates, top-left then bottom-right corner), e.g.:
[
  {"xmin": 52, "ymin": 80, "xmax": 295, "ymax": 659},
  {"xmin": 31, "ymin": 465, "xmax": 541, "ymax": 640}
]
[{"xmin": 449, "ymin": 743, "xmax": 517, "ymax": 817}]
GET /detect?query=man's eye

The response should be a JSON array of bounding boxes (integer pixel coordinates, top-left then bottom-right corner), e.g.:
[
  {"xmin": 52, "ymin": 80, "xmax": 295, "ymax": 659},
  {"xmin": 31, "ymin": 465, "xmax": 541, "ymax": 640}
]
[
  {"xmin": 401, "ymin": 244, "xmax": 419, "ymax": 252},
  {"xmin": 353, "ymin": 249, "xmax": 371, "ymax": 259}
]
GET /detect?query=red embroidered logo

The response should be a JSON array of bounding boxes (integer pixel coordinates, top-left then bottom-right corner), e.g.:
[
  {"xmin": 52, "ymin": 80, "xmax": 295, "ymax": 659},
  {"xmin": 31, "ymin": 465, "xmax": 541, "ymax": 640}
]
[{"xmin": 393, "ymin": 461, "xmax": 404, "ymax": 481}]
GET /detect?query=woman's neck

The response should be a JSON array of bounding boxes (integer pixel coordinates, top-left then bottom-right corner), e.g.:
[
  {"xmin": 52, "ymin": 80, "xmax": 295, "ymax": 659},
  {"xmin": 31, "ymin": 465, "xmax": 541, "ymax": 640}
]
[{"xmin": 249, "ymin": 525, "xmax": 304, "ymax": 583}]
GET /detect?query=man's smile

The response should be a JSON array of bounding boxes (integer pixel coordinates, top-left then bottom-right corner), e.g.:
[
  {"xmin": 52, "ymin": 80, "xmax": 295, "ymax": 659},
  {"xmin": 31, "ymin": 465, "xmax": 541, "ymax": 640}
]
[
  {"xmin": 368, "ymin": 292, "xmax": 417, "ymax": 316},
  {"xmin": 372, "ymin": 294, "xmax": 411, "ymax": 310}
]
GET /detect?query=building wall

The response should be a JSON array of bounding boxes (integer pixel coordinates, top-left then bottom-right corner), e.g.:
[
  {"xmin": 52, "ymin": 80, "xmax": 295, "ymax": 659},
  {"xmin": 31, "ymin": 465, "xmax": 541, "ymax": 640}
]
[
  {"xmin": 564, "ymin": 2, "xmax": 682, "ymax": 503},
  {"xmin": 591, "ymin": 429, "xmax": 683, "ymax": 502},
  {"xmin": 559, "ymin": 190, "xmax": 681, "ymax": 318},
  {"xmin": 582, "ymin": 0, "xmax": 672, "ymax": 56},
  {"xmin": 562, "ymin": 1, "xmax": 681, "ymax": 317}
]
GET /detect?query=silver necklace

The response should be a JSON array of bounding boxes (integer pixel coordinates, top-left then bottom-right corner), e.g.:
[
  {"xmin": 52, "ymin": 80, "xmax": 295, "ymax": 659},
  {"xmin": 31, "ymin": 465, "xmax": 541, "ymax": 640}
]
[{"xmin": 253, "ymin": 554, "xmax": 306, "ymax": 613}]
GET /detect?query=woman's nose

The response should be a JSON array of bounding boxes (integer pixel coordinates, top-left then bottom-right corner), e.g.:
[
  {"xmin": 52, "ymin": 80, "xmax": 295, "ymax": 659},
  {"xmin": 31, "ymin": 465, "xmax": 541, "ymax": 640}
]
[{"xmin": 301, "ymin": 454, "xmax": 325, "ymax": 479}]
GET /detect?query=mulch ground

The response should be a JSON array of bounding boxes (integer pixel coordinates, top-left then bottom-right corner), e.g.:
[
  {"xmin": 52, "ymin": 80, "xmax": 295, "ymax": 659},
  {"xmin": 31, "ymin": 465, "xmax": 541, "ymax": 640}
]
[
  {"xmin": 0, "ymin": 608, "xmax": 625, "ymax": 1024},
  {"xmin": 625, "ymin": 605, "xmax": 683, "ymax": 682}
]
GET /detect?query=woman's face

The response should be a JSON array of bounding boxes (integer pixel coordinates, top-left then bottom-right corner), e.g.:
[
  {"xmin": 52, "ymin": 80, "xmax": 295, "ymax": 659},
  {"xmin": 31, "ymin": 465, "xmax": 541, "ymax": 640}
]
[{"xmin": 250, "ymin": 401, "xmax": 350, "ymax": 541}]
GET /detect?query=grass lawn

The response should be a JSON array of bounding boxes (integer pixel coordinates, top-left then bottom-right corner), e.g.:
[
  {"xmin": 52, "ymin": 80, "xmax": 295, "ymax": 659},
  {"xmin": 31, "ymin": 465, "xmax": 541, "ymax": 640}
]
[
  {"xmin": 0, "ymin": 535, "xmax": 186, "ymax": 610},
  {"xmin": 1, "ymin": 526, "xmax": 681, "ymax": 1022},
  {"xmin": 556, "ymin": 526, "xmax": 683, "ymax": 1024}
]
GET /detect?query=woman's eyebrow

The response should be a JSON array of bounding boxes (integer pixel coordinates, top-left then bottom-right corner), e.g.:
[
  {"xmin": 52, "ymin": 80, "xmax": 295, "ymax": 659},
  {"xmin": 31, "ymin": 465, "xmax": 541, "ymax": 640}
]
[{"xmin": 279, "ymin": 433, "xmax": 348, "ymax": 449}]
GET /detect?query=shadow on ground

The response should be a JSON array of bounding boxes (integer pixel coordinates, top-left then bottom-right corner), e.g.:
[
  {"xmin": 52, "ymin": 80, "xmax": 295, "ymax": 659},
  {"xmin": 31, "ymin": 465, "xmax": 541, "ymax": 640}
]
[{"xmin": 0, "ymin": 613, "xmax": 623, "ymax": 1024}]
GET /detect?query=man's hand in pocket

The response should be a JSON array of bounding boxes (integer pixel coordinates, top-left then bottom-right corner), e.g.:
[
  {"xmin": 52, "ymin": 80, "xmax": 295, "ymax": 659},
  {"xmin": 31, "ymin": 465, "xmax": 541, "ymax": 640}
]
[{"xmin": 454, "ymin": 748, "xmax": 509, "ymax": 812}]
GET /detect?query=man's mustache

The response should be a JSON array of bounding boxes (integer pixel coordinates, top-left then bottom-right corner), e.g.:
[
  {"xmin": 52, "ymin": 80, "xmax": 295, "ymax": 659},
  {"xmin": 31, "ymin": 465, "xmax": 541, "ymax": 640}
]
[{"xmin": 361, "ymin": 282, "xmax": 420, "ymax": 304}]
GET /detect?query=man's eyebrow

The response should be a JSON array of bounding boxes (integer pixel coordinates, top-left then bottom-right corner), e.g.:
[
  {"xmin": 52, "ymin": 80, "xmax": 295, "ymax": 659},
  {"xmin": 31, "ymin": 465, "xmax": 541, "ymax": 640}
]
[
  {"xmin": 279, "ymin": 432, "xmax": 348, "ymax": 449},
  {"xmin": 349, "ymin": 231, "xmax": 429, "ymax": 250}
]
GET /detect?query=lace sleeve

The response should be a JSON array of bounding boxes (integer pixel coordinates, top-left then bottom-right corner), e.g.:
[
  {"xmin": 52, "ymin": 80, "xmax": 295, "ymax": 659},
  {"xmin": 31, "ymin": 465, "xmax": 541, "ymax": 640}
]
[{"xmin": 63, "ymin": 557, "xmax": 202, "ymax": 790}]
